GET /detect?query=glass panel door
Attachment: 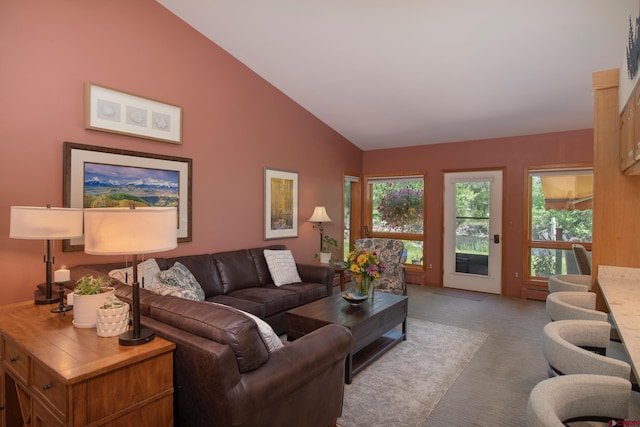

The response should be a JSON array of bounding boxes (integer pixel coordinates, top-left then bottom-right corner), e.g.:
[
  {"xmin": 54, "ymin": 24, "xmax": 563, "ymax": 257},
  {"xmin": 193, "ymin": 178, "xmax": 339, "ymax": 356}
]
[{"xmin": 443, "ymin": 170, "xmax": 502, "ymax": 294}]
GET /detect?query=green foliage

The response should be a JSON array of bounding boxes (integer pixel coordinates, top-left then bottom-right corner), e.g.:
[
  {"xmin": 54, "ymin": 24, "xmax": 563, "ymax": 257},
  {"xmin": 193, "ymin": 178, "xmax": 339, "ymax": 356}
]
[
  {"xmin": 455, "ymin": 182, "xmax": 489, "ymax": 218},
  {"xmin": 315, "ymin": 235, "xmax": 340, "ymax": 262},
  {"xmin": 453, "ymin": 182, "xmax": 490, "ymax": 255},
  {"xmin": 532, "ymin": 250, "xmax": 556, "ymax": 277},
  {"xmin": 75, "ymin": 275, "xmax": 108, "ymax": 295},
  {"xmin": 321, "ymin": 235, "xmax": 339, "ymax": 253},
  {"xmin": 530, "ymin": 176, "xmax": 592, "ymax": 241},
  {"xmin": 372, "ymin": 180, "xmax": 424, "ymax": 233}
]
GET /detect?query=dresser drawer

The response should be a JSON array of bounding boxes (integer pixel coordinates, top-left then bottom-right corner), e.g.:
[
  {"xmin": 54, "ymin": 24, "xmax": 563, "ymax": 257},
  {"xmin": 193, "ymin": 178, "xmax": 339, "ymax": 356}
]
[
  {"xmin": 2, "ymin": 336, "xmax": 29, "ymax": 385},
  {"xmin": 32, "ymin": 360, "xmax": 67, "ymax": 419}
]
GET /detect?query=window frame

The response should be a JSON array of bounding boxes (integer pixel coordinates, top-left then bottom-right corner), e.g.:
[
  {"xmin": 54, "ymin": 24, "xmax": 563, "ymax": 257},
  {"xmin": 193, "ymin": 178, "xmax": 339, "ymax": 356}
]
[
  {"xmin": 363, "ymin": 173, "xmax": 426, "ymax": 270},
  {"xmin": 524, "ymin": 164, "xmax": 593, "ymax": 285}
]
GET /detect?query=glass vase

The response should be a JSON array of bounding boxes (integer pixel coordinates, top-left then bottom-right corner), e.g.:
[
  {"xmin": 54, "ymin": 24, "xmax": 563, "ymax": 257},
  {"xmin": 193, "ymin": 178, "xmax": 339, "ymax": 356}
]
[{"xmin": 356, "ymin": 274, "xmax": 375, "ymax": 301}]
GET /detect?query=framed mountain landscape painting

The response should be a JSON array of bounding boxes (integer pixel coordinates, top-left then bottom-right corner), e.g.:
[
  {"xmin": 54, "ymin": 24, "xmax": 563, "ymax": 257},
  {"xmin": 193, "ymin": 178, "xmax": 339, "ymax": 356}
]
[{"xmin": 63, "ymin": 142, "xmax": 192, "ymax": 251}]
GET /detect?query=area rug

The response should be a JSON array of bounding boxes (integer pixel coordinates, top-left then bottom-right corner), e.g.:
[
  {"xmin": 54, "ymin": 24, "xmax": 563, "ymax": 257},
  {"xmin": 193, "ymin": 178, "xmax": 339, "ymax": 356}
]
[{"xmin": 338, "ymin": 318, "xmax": 488, "ymax": 427}]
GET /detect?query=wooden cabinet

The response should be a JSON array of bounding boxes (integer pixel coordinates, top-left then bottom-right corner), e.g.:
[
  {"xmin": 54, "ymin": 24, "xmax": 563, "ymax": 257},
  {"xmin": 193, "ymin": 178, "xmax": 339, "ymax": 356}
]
[
  {"xmin": 592, "ymin": 68, "xmax": 640, "ymax": 311},
  {"xmin": 619, "ymin": 84, "xmax": 640, "ymax": 174},
  {"xmin": 620, "ymin": 98, "xmax": 635, "ymax": 170},
  {"xmin": 0, "ymin": 301, "xmax": 175, "ymax": 427}
]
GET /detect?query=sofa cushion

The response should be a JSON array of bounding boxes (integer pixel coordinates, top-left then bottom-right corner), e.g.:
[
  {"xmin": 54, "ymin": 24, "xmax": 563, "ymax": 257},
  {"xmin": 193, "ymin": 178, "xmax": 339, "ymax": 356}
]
[
  {"xmin": 249, "ymin": 245, "xmax": 287, "ymax": 284},
  {"xmin": 272, "ymin": 281, "xmax": 328, "ymax": 305},
  {"xmin": 226, "ymin": 287, "xmax": 299, "ymax": 317},
  {"xmin": 263, "ymin": 249, "xmax": 302, "ymax": 286},
  {"xmin": 213, "ymin": 249, "xmax": 263, "ymax": 293},
  {"xmin": 148, "ymin": 296, "xmax": 269, "ymax": 373},
  {"xmin": 207, "ymin": 295, "xmax": 266, "ymax": 318},
  {"xmin": 158, "ymin": 254, "xmax": 223, "ymax": 297},
  {"xmin": 156, "ymin": 262, "xmax": 205, "ymax": 301}
]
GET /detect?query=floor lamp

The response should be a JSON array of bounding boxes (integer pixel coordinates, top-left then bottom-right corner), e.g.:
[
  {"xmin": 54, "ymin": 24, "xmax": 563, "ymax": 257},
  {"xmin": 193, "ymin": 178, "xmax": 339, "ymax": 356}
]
[
  {"xmin": 84, "ymin": 206, "xmax": 177, "ymax": 346},
  {"xmin": 10, "ymin": 205, "xmax": 84, "ymax": 304},
  {"xmin": 308, "ymin": 206, "xmax": 332, "ymax": 252}
]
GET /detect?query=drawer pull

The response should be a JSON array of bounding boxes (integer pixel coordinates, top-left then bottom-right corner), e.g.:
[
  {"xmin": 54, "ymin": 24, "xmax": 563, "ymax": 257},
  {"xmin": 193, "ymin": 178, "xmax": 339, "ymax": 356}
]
[
  {"xmin": 42, "ymin": 383, "xmax": 52, "ymax": 391},
  {"xmin": 9, "ymin": 356, "xmax": 17, "ymax": 363}
]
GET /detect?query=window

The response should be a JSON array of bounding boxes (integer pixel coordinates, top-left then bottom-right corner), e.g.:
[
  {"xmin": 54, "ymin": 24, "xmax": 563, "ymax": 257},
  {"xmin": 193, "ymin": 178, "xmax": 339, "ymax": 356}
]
[
  {"xmin": 526, "ymin": 167, "xmax": 592, "ymax": 281},
  {"xmin": 365, "ymin": 174, "xmax": 425, "ymax": 266},
  {"xmin": 343, "ymin": 175, "xmax": 360, "ymax": 260}
]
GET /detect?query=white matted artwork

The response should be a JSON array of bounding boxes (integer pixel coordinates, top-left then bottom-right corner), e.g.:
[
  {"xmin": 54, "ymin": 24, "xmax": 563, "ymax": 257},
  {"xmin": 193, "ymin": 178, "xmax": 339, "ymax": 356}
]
[
  {"xmin": 85, "ymin": 82, "xmax": 182, "ymax": 144},
  {"xmin": 264, "ymin": 168, "xmax": 298, "ymax": 240},
  {"xmin": 63, "ymin": 142, "xmax": 192, "ymax": 251}
]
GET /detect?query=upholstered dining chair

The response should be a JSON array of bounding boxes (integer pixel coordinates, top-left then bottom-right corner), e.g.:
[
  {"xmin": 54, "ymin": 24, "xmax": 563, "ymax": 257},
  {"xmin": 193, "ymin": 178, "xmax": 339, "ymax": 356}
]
[
  {"xmin": 572, "ymin": 243, "xmax": 592, "ymax": 276},
  {"xmin": 547, "ymin": 274, "xmax": 592, "ymax": 293},
  {"xmin": 353, "ymin": 238, "xmax": 406, "ymax": 295},
  {"xmin": 546, "ymin": 291, "xmax": 607, "ymax": 322},
  {"xmin": 546, "ymin": 292, "xmax": 620, "ymax": 342},
  {"xmin": 527, "ymin": 374, "xmax": 633, "ymax": 427},
  {"xmin": 542, "ymin": 319, "xmax": 632, "ymax": 381}
]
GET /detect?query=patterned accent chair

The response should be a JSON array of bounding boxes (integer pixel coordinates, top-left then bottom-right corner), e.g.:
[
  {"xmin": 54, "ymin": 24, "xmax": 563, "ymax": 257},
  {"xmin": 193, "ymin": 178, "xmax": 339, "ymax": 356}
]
[{"xmin": 354, "ymin": 238, "xmax": 406, "ymax": 296}]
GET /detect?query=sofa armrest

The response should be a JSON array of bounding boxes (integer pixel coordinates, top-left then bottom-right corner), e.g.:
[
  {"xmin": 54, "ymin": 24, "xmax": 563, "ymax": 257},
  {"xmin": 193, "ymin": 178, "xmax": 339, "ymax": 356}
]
[
  {"xmin": 141, "ymin": 316, "xmax": 243, "ymax": 426},
  {"xmin": 228, "ymin": 324, "xmax": 353, "ymax": 426},
  {"xmin": 145, "ymin": 316, "xmax": 352, "ymax": 427},
  {"xmin": 296, "ymin": 263, "xmax": 335, "ymax": 295}
]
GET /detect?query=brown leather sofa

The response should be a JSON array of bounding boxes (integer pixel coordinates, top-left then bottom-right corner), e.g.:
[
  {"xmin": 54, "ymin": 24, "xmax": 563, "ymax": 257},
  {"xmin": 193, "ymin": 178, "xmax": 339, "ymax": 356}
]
[{"xmin": 67, "ymin": 245, "xmax": 353, "ymax": 426}]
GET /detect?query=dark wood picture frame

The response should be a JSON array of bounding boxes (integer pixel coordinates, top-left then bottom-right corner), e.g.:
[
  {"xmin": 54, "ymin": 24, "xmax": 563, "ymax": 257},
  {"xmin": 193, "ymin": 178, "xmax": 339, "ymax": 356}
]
[{"xmin": 63, "ymin": 141, "xmax": 192, "ymax": 251}]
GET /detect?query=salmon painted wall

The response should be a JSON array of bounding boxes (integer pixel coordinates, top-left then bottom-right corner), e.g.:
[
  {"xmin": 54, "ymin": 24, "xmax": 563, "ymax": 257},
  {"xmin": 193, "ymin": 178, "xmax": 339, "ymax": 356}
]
[
  {"xmin": 0, "ymin": 1, "xmax": 361, "ymax": 305},
  {"xmin": 363, "ymin": 129, "xmax": 594, "ymax": 297}
]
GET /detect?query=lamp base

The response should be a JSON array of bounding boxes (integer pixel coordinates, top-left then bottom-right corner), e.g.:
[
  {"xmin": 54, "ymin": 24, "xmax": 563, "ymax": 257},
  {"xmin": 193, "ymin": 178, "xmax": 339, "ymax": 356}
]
[
  {"xmin": 119, "ymin": 328, "xmax": 155, "ymax": 346},
  {"xmin": 34, "ymin": 294, "xmax": 60, "ymax": 305},
  {"xmin": 51, "ymin": 304, "xmax": 73, "ymax": 313},
  {"xmin": 34, "ymin": 283, "xmax": 60, "ymax": 305}
]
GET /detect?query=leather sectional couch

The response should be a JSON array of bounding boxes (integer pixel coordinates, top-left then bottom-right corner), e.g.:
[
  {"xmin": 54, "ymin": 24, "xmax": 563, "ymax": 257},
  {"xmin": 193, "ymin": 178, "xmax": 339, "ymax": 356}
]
[{"xmin": 67, "ymin": 245, "xmax": 353, "ymax": 427}]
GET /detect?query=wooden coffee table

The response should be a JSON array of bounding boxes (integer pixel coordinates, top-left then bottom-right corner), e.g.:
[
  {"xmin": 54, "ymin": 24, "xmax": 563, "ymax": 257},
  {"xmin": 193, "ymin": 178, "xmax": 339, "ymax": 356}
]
[{"xmin": 286, "ymin": 291, "xmax": 408, "ymax": 384}]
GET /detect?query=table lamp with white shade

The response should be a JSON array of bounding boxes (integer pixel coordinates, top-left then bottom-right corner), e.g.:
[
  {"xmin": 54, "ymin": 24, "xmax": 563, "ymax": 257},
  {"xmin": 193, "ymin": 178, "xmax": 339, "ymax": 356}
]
[
  {"xmin": 84, "ymin": 206, "xmax": 177, "ymax": 346},
  {"xmin": 9, "ymin": 205, "xmax": 84, "ymax": 305},
  {"xmin": 308, "ymin": 206, "xmax": 332, "ymax": 252}
]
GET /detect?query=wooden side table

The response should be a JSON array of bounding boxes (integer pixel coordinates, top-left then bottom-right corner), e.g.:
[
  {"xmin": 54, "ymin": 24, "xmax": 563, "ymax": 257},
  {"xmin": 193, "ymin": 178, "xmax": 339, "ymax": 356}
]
[
  {"xmin": 333, "ymin": 265, "xmax": 348, "ymax": 291},
  {"xmin": 0, "ymin": 301, "xmax": 175, "ymax": 426}
]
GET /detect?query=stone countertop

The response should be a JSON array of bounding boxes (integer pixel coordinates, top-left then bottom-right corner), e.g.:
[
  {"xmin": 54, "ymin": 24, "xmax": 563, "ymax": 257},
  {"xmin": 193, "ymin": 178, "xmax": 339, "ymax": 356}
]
[{"xmin": 598, "ymin": 265, "xmax": 640, "ymax": 380}]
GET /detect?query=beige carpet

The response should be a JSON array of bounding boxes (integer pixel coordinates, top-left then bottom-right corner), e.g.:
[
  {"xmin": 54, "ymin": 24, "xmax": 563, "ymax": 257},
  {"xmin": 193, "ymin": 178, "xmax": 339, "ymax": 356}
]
[{"xmin": 338, "ymin": 318, "xmax": 488, "ymax": 427}]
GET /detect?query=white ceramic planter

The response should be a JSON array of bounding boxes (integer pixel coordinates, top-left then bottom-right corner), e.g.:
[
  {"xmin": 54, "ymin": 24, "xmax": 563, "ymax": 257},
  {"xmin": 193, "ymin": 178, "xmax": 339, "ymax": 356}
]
[
  {"xmin": 319, "ymin": 252, "xmax": 331, "ymax": 264},
  {"xmin": 72, "ymin": 287, "xmax": 115, "ymax": 328},
  {"xmin": 97, "ymin": 301, "xmax": 130, "ymax": 337}
]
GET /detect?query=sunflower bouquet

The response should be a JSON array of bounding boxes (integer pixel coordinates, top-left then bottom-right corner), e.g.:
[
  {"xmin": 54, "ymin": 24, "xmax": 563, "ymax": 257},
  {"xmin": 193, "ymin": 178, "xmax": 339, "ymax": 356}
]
[{"xmin": 345, "ymin": 249, "xmax": 386, "ymax": 279}]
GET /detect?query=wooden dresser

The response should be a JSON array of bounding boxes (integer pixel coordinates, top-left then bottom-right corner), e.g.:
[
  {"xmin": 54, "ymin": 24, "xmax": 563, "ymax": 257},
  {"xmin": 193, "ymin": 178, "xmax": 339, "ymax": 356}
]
[{"xmin": 0, "ymin": 301, "xmax": 175, "ymax": 426}]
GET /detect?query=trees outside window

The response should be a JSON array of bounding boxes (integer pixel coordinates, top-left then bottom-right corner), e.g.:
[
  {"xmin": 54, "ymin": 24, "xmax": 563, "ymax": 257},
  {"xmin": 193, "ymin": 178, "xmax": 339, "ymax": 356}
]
[
  {"xmin": 526, "ymin": 167, "xmax": 592, "ymax": 280},
  {"xmin": 367, "ymin": 175, "xmax": 425, "ymax": 266}
]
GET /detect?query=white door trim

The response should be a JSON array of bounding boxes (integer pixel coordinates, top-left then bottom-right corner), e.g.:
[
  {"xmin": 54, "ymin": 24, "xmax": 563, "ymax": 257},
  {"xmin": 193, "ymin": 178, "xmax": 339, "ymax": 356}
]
[{"xmin": 443, "ymin": 170, "xmax": 503, "ymax": 294}]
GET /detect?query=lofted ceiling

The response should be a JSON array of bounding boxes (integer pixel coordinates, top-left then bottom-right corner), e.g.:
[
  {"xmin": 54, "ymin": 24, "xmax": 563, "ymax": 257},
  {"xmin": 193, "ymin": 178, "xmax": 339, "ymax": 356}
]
[{"xmin": 157, "ymin": 0, "xmax": 637, "ymax": 151}]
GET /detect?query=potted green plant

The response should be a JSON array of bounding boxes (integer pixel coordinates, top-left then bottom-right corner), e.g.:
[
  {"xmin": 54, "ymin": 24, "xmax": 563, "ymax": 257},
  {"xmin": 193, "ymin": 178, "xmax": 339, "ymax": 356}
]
[
  {"xmin": 316, "ymin": 235, "xmax": 339, "ymax": 264},
  {"xmin": 72, "ymin": 276, "xmax": 115, "ymax": 329}
]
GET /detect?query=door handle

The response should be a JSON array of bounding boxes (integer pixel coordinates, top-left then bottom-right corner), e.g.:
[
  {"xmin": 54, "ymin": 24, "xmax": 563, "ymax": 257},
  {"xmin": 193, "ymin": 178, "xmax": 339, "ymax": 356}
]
[{"xmin": 493, "ymin": 234, "xmax": 500, "ymax": 244}]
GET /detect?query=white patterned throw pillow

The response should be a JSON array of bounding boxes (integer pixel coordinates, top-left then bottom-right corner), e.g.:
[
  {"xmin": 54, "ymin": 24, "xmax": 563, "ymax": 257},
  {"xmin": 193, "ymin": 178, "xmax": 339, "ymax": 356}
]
[
  {"xmin": 241, "ymin": 310, "xmax": 284, "ymax": 352},
  {"xmin": 205, "ymin": 302, "xmax": 284, "ymax": 353},
  {"xmin": 263, "ymin": 249, "xmax": 302, "ymax": 287},
  {"xmin": 156, "ymin": 262, "xmax": 205, "ymax": 301},
  {"xmin": 108, "ymin": 258, "xmax": 161, "ymax": 291}
]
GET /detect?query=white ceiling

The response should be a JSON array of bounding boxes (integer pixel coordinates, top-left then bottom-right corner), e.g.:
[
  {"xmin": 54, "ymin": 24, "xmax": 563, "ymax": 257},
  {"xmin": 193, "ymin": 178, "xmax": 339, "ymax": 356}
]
[{"xmin": 157, "ymin": 0, "xmax": 638, "ymax": 151}]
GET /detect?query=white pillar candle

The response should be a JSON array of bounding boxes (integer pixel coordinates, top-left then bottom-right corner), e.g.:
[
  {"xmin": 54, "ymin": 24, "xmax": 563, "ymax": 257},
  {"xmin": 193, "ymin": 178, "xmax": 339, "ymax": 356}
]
[{"xmin": 54, "ymin": 267, "xmax": 70, "ymax": 283}]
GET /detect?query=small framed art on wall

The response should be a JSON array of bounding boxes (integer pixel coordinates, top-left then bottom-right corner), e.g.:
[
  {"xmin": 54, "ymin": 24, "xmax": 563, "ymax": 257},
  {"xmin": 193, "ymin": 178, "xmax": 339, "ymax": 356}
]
[
  {"xmin": 85, "ymin": 82, "xmax": 182, "ymax": 144},
  {"xmin": 264, "ymin": 168, "xmax": 298, "ymax": 240}
]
